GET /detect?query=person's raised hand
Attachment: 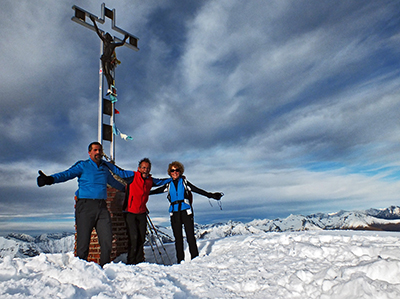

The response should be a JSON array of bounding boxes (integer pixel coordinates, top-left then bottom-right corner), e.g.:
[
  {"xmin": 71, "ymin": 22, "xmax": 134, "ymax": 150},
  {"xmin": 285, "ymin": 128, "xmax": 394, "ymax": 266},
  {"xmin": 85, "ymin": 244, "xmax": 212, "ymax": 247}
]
[
  {"xmin": 211, "ymin": 192, "xmax": 224, "ymax": 200},
  {"xmin": 37, "ymin": 170, "xmax": 54, "ymax": 187}
]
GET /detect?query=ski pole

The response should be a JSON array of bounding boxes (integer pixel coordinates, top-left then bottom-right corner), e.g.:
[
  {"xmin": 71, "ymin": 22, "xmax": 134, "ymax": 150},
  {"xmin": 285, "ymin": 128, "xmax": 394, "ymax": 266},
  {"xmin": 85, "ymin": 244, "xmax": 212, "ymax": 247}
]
[
  {"xmin": 147, "ymin": 216, "xmax": 166, "ymax": 265},
  {"xmin": 147, "ymin": 215, "xmax": 172, "ymax": 265},
  {"xmin": 146, "ymin": 223, "xmax": 159, "ymax": 264},
  {"xmin": 147, "ymin": 215, "xmax": 172, "ymax": 264},
  {"xmin": 208, "ymin": 193, "xmax": 223, "ymax": 210}
]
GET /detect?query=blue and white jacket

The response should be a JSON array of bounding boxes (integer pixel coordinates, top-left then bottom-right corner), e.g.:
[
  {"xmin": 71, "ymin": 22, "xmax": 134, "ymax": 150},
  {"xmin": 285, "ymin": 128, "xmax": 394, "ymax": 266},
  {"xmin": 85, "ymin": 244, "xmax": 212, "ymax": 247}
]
[
  {"xmin": 168, "ymin": 177, "xmax": 192, "ymax": 213},
  {"xmin": 150, "ymin": 177, "xmax": 214, "ymax": 214}
]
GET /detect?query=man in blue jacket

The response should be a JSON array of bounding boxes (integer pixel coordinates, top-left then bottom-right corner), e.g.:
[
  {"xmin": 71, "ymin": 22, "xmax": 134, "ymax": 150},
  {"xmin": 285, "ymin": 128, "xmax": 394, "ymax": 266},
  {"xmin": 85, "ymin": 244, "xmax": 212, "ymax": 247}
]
[{"xmin": 37, "ymin": 142, "xmax": 134, "ymax": 267}]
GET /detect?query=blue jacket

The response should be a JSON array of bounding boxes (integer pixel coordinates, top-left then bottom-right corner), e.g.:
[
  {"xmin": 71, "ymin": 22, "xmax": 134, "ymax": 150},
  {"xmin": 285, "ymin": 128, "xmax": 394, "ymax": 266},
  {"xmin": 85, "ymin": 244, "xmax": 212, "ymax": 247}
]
[
  {"xmin": 51, "ymin": 159, "xmax": 134, "ymax": 199},
  {"xmin": 168, "ymin": 177, "xmax": 191, "ymax": 213},
  {"xmin": 150, "ymin": 177, "xmax": 214, "ymax": 213}
]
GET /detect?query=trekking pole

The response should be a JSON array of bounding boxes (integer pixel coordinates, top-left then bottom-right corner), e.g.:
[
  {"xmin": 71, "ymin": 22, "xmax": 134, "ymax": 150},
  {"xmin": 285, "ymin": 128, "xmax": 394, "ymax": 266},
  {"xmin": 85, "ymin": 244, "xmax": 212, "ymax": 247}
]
[
  {"xmin": 146, "ymin": 223, "xmax": 159, "ymax": 264},
  {"xmin": 208, "ymin": 193, "xmax": 224, "ymax": 210},
  {"xmin": 147, "ymin": 215, "xmax": 173, "ymax": 265},
  {"xmin": 147, "ymin": 216, "xmax": 166, "ymax": 265},
  {"xmin": 147, "ymin": 215, "xmax": 172, "ymax": 265},
  {"xmin": 217, "ymin": 198, "xmax": 223, "ymax": 210}
]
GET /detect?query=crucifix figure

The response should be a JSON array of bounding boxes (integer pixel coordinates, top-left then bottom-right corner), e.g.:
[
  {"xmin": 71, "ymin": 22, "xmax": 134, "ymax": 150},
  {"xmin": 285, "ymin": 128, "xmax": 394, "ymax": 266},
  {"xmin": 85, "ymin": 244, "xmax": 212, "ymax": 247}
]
[{"xmin": 90, "ymin": 15, "xmax": 128, "ymax": 95}]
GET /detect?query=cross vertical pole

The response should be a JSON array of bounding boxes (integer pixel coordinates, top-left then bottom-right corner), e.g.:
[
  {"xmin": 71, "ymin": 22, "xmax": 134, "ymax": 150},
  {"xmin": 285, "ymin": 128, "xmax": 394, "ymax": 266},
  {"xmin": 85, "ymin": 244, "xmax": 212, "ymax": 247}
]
[
  {"xmin": 110, "ymin": 67, "xmax": 115, "ymax": 160},
  {"xmin": 98, "ymin": 40, "xmax": 104, "ymax": 144}
]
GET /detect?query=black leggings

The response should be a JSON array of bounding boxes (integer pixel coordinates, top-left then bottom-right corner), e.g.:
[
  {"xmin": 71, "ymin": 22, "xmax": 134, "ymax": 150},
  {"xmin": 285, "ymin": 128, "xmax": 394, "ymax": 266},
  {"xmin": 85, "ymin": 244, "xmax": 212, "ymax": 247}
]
[{"xmin": 170, "ymin": 210, "xmax": 198, "ymax": 263}]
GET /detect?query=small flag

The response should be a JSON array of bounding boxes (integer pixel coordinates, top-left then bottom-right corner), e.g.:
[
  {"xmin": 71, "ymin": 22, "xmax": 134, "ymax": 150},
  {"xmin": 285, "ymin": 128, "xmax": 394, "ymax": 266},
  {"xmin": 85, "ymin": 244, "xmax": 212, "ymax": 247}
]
[
  {"xmin": 112, "ymin": 124, "xmax": 120, "ymax": 136},
  {"xmin": 109, "ymin": 94, "xmax": 117, "ymax": 103},
  {"xmin": 113, "ymin": 124, "xmax": 133, "ymax": 141},
  {"xmin": 120, "ymin": 133, "xmax": 133, "ymax": 140}
]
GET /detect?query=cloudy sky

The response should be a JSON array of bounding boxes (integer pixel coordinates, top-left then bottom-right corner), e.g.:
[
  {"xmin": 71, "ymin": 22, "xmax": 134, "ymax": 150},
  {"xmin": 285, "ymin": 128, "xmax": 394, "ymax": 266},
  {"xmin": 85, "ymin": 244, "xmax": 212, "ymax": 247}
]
[{"xmin": 1, "ymin": 0, "xmax": 400, "ymax": 235}]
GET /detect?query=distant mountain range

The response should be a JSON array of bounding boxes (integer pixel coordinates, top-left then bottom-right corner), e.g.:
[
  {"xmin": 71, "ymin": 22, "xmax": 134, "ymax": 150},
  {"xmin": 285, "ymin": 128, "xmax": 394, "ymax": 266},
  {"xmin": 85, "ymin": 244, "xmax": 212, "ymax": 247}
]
[
  {"xmin": 1, "ymin": 206, "xmax": 400, "ymax": 259},
  {"xmin": 0, "ymin": 232, "xmax": 75, "ymax": 258},
  {"xmin": 194, "ymin": 205, "xmax": 400, "ymax": 239}
]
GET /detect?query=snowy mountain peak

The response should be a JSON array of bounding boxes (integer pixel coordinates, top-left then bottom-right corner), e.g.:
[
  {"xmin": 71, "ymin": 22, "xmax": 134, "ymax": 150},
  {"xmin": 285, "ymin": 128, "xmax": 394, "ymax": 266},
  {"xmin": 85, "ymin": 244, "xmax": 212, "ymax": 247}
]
[{"xmin": 195, "ymin": 206, "xmax": 400, "ymax": 240}]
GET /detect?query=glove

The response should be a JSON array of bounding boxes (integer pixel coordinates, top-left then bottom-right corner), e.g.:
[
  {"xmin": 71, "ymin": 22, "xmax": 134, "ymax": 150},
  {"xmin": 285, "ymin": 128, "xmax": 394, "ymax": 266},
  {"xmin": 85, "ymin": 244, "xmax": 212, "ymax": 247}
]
[
  {"xmin": 37, "ymin": 170, "xmax": 54, "ymax": 187},
  {"xmin": 211, "ymin": 192, "xmax": 223, "ymax": 200}
]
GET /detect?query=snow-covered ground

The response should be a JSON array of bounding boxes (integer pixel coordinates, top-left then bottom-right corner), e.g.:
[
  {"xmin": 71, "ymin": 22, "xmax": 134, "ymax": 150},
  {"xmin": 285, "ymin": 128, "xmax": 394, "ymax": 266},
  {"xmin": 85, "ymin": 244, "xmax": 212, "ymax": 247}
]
[{"xmin": 1, "ymin": 230, "xmax": 400, "ymax": 298}]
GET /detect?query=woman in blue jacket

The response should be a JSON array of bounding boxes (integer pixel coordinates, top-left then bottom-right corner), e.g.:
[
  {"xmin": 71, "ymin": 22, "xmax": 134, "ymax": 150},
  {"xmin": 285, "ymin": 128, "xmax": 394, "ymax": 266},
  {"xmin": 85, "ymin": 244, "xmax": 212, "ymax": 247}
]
[{"xmin": 151, "ymin": 161, "xmax": 223, "ymax": 263}]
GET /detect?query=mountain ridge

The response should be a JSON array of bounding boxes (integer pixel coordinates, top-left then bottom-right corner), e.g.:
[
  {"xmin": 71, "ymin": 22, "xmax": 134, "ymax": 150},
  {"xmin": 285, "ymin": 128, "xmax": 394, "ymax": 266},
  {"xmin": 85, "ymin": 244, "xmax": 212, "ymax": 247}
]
[
  {"xmin": 1, "ymin": 206, "xmax": 400, "ymax": 258},
  {"xmin": 194, "ymin": 205, "xmax": 400, "ymax": 239}
]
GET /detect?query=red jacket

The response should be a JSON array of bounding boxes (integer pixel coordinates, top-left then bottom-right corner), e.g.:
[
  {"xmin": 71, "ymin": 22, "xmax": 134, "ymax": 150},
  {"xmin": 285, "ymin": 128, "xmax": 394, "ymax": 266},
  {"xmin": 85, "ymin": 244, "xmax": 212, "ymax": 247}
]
[{"xmin": 124, "ymin": 172, "xmax": 153, "ymax": 214}]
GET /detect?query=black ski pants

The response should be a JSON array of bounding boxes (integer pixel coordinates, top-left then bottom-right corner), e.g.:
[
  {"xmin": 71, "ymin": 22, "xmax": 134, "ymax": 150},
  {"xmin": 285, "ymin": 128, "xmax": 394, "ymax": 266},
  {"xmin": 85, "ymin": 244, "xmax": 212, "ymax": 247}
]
[
  {"xmin": 124, "ymin": 212, "xmax": 147, "ymax": 265},
  {"xmin": 75, "ymin": 199, "xmax": 113, "ymax": 267},
  {"xmin": 170, "ymin": 210, "xmax": 199, "ymax": 263}
]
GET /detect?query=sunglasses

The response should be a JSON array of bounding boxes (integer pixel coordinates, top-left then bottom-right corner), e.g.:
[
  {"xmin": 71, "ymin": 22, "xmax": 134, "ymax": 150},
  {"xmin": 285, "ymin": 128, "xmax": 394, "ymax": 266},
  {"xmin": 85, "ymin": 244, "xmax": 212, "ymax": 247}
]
[{"xmin": 170, "ymin": 169, "xmax": 180, "ymax": 173}]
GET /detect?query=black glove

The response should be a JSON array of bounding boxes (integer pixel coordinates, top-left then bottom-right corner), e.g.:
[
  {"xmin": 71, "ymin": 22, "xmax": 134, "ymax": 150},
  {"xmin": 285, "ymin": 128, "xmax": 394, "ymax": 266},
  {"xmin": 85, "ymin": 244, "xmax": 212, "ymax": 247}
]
[
  {"xmin": 37, "ymin": 170, "xmax": 54, "ymax": 187},
  {"xmin": 211, "ymin": 192, "xmax": 223, "ymax": 200}
]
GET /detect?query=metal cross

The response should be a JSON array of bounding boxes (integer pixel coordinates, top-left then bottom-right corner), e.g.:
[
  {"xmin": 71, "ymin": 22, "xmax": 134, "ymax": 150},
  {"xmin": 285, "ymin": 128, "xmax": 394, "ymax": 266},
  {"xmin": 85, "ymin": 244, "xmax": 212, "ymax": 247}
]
[{"xmin": 72, "ymin": 3, "xmax": 139, "ymax": 162}]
